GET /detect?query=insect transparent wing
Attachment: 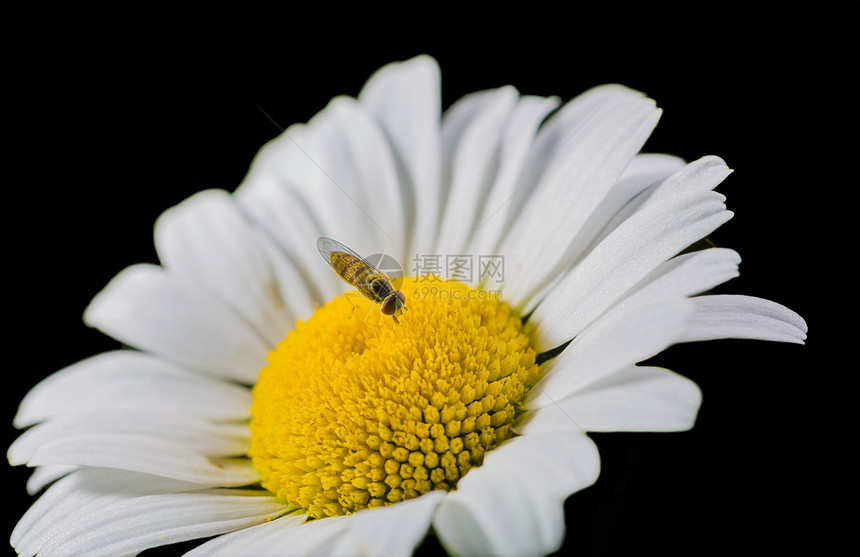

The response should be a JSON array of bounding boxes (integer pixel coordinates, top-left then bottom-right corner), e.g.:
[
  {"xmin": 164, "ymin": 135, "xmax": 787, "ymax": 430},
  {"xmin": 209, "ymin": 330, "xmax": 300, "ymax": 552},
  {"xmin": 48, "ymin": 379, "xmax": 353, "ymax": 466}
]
[
  {"xmin": 317, "ymin": 237, "xmax": 386, "ymax": 273},
  {"xmin": 317, "ymin": 237, "xmax": 389, "ymax": 291}
]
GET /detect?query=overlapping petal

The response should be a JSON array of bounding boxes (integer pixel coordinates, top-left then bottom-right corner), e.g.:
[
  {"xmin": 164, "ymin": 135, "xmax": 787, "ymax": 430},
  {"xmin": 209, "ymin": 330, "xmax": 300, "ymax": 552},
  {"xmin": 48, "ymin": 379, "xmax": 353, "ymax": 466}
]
[
  {"xmin": 330, "ymin": 491, "xmax": 446, "ymax": 557},
  {"xmin": 289, "ymin": 96, "xmax": 407, "ymax": 263},
  {"xmin": 499, "ymin": 86, "xmax": 662, "ymax": 307},
  {"xmin": 435, "ymin": 86, "xmax": 519, "ymax": 256},
  {"xmin": 9, "ymin": 412, "xmax": 247, "ymax": 466},
  {"xmin": 434, "ymin": 432, "xmax": 600, "ymax": 556},
  {"xmin": 358, "ymin": 54, "xmax": 442, "ymax": 259},
  {"xmin": 518, "ymin": 366, "xmax": 702, "ymax": 434},
  {"xmin": 84, "ymin": 264, "xmax": 269, "ymax": 383},
  {"xmin": 154, "ymin": 189, "xmax": 295, "ymax": 345},
  {"xmin": 526, "ymin": 294, "xmax": 695, "ymax": 409},
  {"xmin": 24, "ymin": 465, "xmax": 79, "ymax": 495},
  {"xmin": 25, "ymin": 433, "xmax": 259, "ymax": 486},
  {"xmin": 36, "ymin": 488, "xmax": 284, "ymax": 557},
  {"xmin": 681, "ymin": 294, "xmax": 808, "ymax": 343},
  {"xmin": 14, "ymin": 351, "xmax": 252, "ymax": 428},
  {"xmin": 529, "ymin": 188, "xmax": 732, "ymax": 351},
  {"xmin": 233, "ymin": 122, "xmax": 342, "ymax": 304},
  {"xmin": 186, "ymin": 514, "xmax": 349, "ymax": 557},
  {"xmin": 549, "ymin": 153, "xmax": 687, "ymax": 272},
  {"xmin": 12, "ymin": 468, "xmax": 202, "ymax": 557}
]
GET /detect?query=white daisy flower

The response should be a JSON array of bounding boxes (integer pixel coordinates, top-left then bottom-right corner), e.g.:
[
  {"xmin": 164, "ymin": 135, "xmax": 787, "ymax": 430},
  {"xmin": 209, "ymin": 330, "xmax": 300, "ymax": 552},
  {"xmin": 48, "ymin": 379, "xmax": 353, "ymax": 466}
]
[{"xmin": 8, "ymin": 55, "xmax": 807, "ymax": 557}]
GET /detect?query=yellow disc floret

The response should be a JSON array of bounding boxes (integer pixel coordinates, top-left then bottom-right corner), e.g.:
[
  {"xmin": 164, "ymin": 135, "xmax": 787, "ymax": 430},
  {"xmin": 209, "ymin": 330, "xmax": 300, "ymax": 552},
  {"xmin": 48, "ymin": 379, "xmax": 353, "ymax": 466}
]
[{"xmin": 248, "ymin": 277, "xmax": 539, "ymax": 518}]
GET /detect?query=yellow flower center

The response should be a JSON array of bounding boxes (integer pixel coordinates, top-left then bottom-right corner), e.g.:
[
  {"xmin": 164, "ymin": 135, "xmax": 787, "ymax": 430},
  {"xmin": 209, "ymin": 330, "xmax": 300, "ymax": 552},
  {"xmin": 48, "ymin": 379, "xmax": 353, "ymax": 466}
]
[{"xmin": 248, "ymin": 277, "xmax": 540, "ymax": 519}]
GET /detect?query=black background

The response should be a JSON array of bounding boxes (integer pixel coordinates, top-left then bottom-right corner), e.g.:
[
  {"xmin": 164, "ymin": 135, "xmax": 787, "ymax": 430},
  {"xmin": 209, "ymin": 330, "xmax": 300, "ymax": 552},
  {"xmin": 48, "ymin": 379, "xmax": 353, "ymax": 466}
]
[{"xmin": 6, "ymin": 7, "xmax": 848, "ymax": 556}]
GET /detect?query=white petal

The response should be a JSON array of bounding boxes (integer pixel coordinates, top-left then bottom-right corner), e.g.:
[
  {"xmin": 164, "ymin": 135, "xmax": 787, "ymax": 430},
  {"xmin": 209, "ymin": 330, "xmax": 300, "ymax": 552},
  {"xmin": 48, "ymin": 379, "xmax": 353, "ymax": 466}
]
[
  {"xmin": 434, "ymin": 88, "xmax": 510, "ymax": 254},
  {"xmin": 527, "ymin": 295, "xmax": 695, "ymax": 409},
  {"xmin": 552, "ymin": 153, "xmax": 688, "ymax": 271},
  {"xmin": 154, "ymin": 189, "xmax": 292, "ymax": 347},
  {"xmin": 330, "ymin": 491, "xmax": 444, "ymax": 557},
  {"xmin": 359, "ymin": 55, "xmax": 442, "ymax": 259},
  {"xmin": 680, "ymin": 294, "xmax": 808, "ymax": 343},
  {"xmin": 511, "ymin": 153, "xmax": 688, "ymax": 309},
  {"xmin": 84, "ymin": 264, "xmax": 270, "ymax": 383},
  {"xmin": 235, "ymin": 123, "xmax": 345, "ymax": 302},
  {"xmin": 37, "ymin": 488, "xmax": 285, "ymax": 557},
  {"xmin": 297, "ymin": 97, "xmax": 407, "ymax": 264},
  {"xmin": 12, "ymin": 468, "xmax": 201, "ymax": 557},
  {"xmin": 643, "ymin": 154, "xmax": 733, "ymax": 202},
  {"xmin": 14, "ymin": 351, "xmax": 251, "ymax": 428},
  {"xmin": 237, "ymin": 96, "xmax": 408, "ymax": 302},
  {"xmin": 26, "ymin": 465, "xmax": 78, "ymax": 495},
  {"xmin": 187, "ymin": 514, "xmax": 351, "ymax": 557},
  {"xmin": 530, "ymin": 190, "xmax": 731, "ymax": 351},
  {"xmin": 259, "ymin": 233, "xmax": 319, "ymax": 323},
  {"xmin": 630, "ymin": 247, "xmax": 741, "ymax": 299},
  {"xmin": 467, "ymin": 94, "xmax": 562, "ymax": 259},
  {"xmin": 434, "ymin": 432, "xmax": 599, "ymax": 557},
  {"xmin": 499, "ymin": 86, "xmax": 662, "ymax": 307},
  {"xmin": 435, "ymin": 468, "xmax": 543, "ymax": 557},
  {"xmin": 27, "ymin": 433, "xmax": 259, "ymax": 486},
  {"xmin": 517, "ymin": 366, "xmax": 702, "ymax": 434},
  {"xmin": 482, "ymin": 433, "xmax": 601, "ymax": 511},
  {"xmin": 435, "ymin": 86, "xmax": 518, "ymax": 256},
  {"xmin": 586, "ymin": 157, "xmax": 732, "ymax": 253},
  {"xmin": 182, "ymin": 514, "xmax": 305, "ymax": 557},
  {"xmin": 505, "ymin": 85, "xmax": 639, "ymax": 220},
  {"xmin": 10, "ymin": 411, "xmax": 248, "ymax": 465}
]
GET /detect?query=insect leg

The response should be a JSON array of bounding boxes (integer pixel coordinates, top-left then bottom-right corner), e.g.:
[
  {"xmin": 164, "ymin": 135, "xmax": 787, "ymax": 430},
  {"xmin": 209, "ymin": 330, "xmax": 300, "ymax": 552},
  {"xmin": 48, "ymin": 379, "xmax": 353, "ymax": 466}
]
[
  {"xmin": 361, "ymin": 302, "xmax": 375, "ymax": 324},
  {"xmin": 342, "ymin": 291, "xmax": 359, "ymax": 318}
]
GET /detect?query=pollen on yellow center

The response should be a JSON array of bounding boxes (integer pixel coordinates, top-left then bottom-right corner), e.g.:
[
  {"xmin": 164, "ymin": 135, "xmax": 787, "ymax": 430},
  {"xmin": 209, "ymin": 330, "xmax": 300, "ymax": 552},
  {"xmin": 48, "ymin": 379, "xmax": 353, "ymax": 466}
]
[{"xmin": 248, "ymin": 277, "xmax": 540, "ymax": 518}]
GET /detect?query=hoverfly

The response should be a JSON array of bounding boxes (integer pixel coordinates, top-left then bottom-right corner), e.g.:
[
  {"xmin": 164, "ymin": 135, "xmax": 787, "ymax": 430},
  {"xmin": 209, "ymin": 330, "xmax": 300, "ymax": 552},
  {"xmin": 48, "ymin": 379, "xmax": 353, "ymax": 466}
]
[{"xmin": 317, "ymin": 237, "xmax": 406, "ymax": 323}]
